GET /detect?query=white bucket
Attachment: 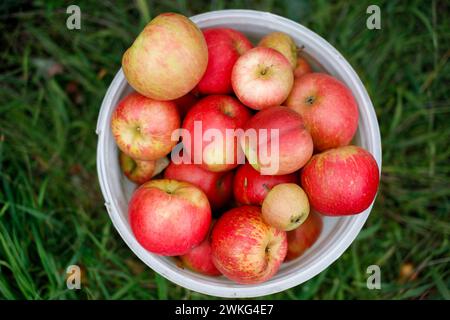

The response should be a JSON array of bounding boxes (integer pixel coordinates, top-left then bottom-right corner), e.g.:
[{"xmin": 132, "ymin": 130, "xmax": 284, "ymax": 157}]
[{"xmin": 96, "ymin": 9, "xmax": 382, "ymax": 298}]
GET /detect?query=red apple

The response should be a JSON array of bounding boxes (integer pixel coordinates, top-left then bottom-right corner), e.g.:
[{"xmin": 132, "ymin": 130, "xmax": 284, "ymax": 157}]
[
  {"xmin": 111, "ymin": 92, "xmax": 180, "ymax": 161},
  {"xmin": 164, "ymin": 162, "xmax": 233, "ymax": 210},
  {"xmin": 197, "ymin": 28, "xmax": 253, "ymax": 95},
  {"xmin": 180, "ymin": 221, "xmax": 221, "ymax": 276},
  {"xmin": 119, "ymin": 152, "xmax": 169, "ymax": 184},
  {"xmin": 241, "ymin": 106, "xmax": 313, "ymax": 175},
  {"xmin": 258, "ymin": 32, "xmax": 297, "ymax": 69},
  {"xmin": 182, "ymin": 95, "xmax": 252, "ymax": 172},
  {"xmin": 173, "ymin": 92, "xmax": 198, "ymax": 119},
  {"xmin": 122, "ymin": 13, "xmax": 208, "ymax": 100},
  {"xmin": 285, "ymin": 73, "xmax": 359, "ymax": 151},
  {"xmin": 262, "ymin": 183, "xmax": 310, "ymax": 231},
  {"xmin": 233, "ymin": 163, "xmax": 298, "ymax": 205},
  {"xmin": 129, "ymin": 179, "xmax": 211, "ymax": 256},
  {"xmin": 231, "ymin": 47, "xmax": 294, "ymax": 110},
  {"xmin": 294, "ymin": 56, "xmax": 312, "ymax": 78},
  {"xmin": 301, "ymin": 145, "xmax": 380, "ymax": 216},
  {"xmin": 211, "ymin": 206, "xmax": 287, "ymax": 284},
  {"xmin": 285, "ymin": 210, "xmax": 323, "ymax": 261}
]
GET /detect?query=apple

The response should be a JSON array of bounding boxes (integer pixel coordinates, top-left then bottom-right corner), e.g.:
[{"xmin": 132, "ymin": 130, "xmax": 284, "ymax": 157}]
[
  {"xmin": 233, "ymin": 163, "xmax": 298, "ymax": 206},
  {"xmin": 129, "ymin": 179, "xmax": 211, "ymax": 256},
  {"xmin": 180, "ymin": 221, "xmax": 221, "ymax": 276},
  {"xmin": 111, "ymin": 92, "xmax": 180, "ymax": 161},
  {"xmin": 182, "ymin": 95, "xmax": 252, "ymax": 172},
  {"xmin": 285, "ymin": 73, "xmax": 359, "ymax": 151},
  {"xmin": 173, "ymin": 92, "xmax": 198, "ymax": 119},
  {"xmin": 119, "ymin": 152, "xmax": 169, "ymax": 184},
  {"xmin": 122, "ymin": 13, "xmax": 208, "ymax": 100},
  {"xmin": 262, "ymin": 183, "xmax": 310, "ymax": 231},
  {"xmin": 211, "ymin": 206, "xmax": 287, "ymax": 284},
  {"xmin": 294, "ymin": 56, "xmax": 312, "ymax": 78},
  {"xmin": 301, "ymin": 145, "xmax": 380, "ymax": 216},
  {"xmin": 285, "ymin": 210, "xmax": 323, "ymax": 261},
  {"xmin": 231, "ymin": 47, "xmax": 294, "ymax": 110},
  {"xmin": 258, "ymin": 32, "xmax": 297, "ymax": 69},
  {"xmin": 164, "ymin": 162, "xmax": 233, "ymax": 210},
  {"xmin": 197, "ymin": 28, "xmax": 253, "ymax": 95},
  {"xmin": 241, "ymin": 106, "xmax": 313, "ymax": 175}
]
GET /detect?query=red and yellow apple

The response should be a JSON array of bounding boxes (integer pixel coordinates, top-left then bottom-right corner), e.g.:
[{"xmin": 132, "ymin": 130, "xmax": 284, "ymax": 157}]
[
  {"xmin": 301, "ymin": 145, "xmax": 379, "ymax": 216},
  {"xmin": 262, "ymin": 183, "xmax": 310, "ymax": 231},
  {"xmin": 233, "ymin": 163, "xmax": 298, "ymax": 205},
  {"xmin": 129, "ymin": 179, "xmax": 211, "ymax": 256},
  {"xmin": 197, "ymin": 28, "xmax": 253, "ymax": 95},
  {"xmin": 211, "ymin": 206, "xmax": 287, "ymax": 284},
  {"xmin": 180, "ymin": 221, "xmax": 221, "ymax": 276},
  {"xmin": 119, "ymin": 152, "xmax": 169, "ymax": 184},
  {"xmin": 122, "ymin": 13, "xmax": 208, "ymax": 100},
  {"xmin": 294, "ymin": 56, "xmax": 312, "ymax": 78},
  {"xmin": 285, "ymin": 210, "xmax": 323, "ymax": 261},
  {"xmin": 182, "ymin": 95, "xmax": 252, "ymax": 172},
  {"xmin": 241, "ymin": 106, "xmax": 313, "ymax": 175},
  {"xmin": 164, "ymin": 162, "xmax": 233, "ymax": 210},
  {"xmin": 286, "ymin": 73, "xmax": 359, "ymax": 151},
  {"xmin": 232, "ymin": 47, "xmax": 294, "ymax": 110},
  {"xmin": 111, "ymin": 92, "xmax": 180, "ymax": 161},
  {"xmin": 258, "ymin": 32, "xmax": 297, "ymax": 69}
]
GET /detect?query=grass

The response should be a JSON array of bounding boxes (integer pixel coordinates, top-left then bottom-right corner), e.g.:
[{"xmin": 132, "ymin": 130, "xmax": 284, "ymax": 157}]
[{"xmin": 0, "ymin": 0, "xmax": 449, "ymax": 300}]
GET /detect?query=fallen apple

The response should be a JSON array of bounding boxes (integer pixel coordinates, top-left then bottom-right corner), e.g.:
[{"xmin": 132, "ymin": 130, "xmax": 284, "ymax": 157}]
[
  {"xmin": 164, "ymin": 161, "xmax": 233, "ymax": 210},
  {"xmin": 258, "ymin": 31, "xmax": 297, "ymax": 69},
  {"xmin": 197, "ymin": 28, "xmax": 253, "ymax": 95},
  {"xmin": 285, "ymin": 210, "xmax": 323, "ymax": 261},
  {"xmin": 129, "ymin": 179, "xmax": 211, "ymax": 256},
  {"xmin": 211, "ymin": 205, "xmax": 287, "ymax": 284},
  {"xmin": 233, "ymin": 163, "xmax": 298, "ymax": 206},
  {"xmin": 301, "ymin": 145, "xmax": 379, "ymax": 216},
  {"xmin": 285, "ymin": 73, "xmax": 359, "ymax": 151},
  {"xmin": 232, "ymin": 47, "xmax": 294, "ymax": 110},
  {"xmin": 262, "ymin": 183, "xmax": 310, "ymax": 231},
  {"xmin": 122, "ymin": 13, "xmax": 208, "ymax": 100}
]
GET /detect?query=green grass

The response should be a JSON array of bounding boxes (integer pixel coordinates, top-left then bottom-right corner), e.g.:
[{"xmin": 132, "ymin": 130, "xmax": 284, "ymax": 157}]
[{"xmin": 0, "ymin": 0, "xmax": 449, "ymax": 300}]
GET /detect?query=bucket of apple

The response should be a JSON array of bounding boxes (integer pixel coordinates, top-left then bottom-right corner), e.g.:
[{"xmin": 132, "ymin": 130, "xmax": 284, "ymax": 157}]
[{"xmin": 96, "ymin": 10, "xmax": 382, "ymax": 298}]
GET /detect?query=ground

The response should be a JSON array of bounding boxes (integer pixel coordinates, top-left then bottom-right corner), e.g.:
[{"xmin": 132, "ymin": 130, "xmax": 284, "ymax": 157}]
[{"xmin": 0, "ymin": 0, "xmax": 449, "ymax": 299}]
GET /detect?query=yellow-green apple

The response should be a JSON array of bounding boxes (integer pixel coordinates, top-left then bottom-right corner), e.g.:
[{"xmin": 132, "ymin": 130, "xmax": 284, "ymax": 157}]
[
  {"xmin": 164, "ymin": 161, "xmax": 233, "ymax": 210},
  {"xmin": 258, "ymin": 32, "xmax": 297, "ymax": 69},
  {"xmin": 119, "ymin": 152, "xmax": 169, "ymax": 184},
  {"xmin": 285, "ymin": 210, "xmax": 322, "ymax": 261},
  {"xmin": 172, "ymin": 92, "xmax": 198, "ymax": 119},
  {"xmin": 301, "ymin": 145, "xmax": 379, "ymax": 216},
  {"xmin": 231, "ymin": 47, "xmax": 294, "ymax": 110},
  {"xmin": 261, "ymin": 183, "xmax": 310, "ymax": 231},
  {"xmin": 197, "ymin": 28, "xmax": 253, "ymax": 95},
  {"xmin": 122, "ymin": 13, "xmax": 208, "ymax": 100},
  {"xmin": 211, "ymin": 206, "xmax": 287, "ymax": 284},
  {"xmin": 180, "ymin": 221, "xmax": 221, "ymax": 276},
  {"xmin": 111, "ymin": 92, "xmax": 180, "ymax": 161},
  {"xmin": 129, "ymin": 179, "xmax": 211, "ymax": 256},
  {"xmin": 181, "ymin": 95, "xmax": 252, "ymax": 172},
  {"xmin": 241, "ymin": 106, "xmax": 313, "ymax": 175},
  {"xmin": 294, "ymin": 56, "xmax": 312, "ymax": 78},
  {"xmin": 285, "ymin": 73, "xmax": 359, "ymax": 151},
  {"xmin": 233, "ymin": 163, "xmax": 298, "ymax": 205}
]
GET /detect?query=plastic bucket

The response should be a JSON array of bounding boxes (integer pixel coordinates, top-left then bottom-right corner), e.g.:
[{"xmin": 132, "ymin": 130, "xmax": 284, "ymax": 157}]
[{"xmin": 96, "ymin": 9, "xmax": 382, "ymax": 298}]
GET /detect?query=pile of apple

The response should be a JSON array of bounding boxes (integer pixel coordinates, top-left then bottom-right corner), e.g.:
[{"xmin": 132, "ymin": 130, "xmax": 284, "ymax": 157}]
[{"xmin": 110, "ymin": 13, "xmax": 380, "ymax": 284}]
